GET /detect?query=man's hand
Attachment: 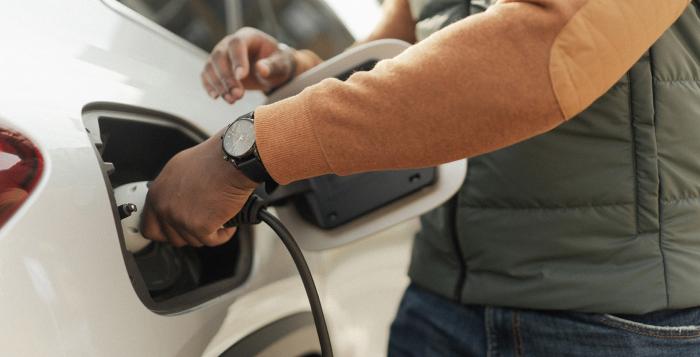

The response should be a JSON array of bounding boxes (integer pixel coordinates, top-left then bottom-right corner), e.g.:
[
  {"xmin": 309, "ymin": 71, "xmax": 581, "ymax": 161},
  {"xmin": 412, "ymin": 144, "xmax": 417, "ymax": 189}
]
[
  {"xmin": 202, "ymin": 27, "xmax": 297, "ymax": 104},
  {"xmin": 141, "ymin": 134, "xmax": 258, "ymax": 247}
]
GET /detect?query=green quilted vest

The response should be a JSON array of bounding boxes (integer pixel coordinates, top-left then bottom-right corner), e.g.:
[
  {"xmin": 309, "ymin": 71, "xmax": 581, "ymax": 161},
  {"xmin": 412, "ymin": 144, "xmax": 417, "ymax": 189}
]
[{"xmin": 408, "ymin": 0, "xmax": 700, "ymax": 314}]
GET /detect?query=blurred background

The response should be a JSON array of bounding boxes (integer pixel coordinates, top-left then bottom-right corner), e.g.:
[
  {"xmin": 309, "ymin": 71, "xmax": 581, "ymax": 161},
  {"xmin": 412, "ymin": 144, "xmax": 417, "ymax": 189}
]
[{"xmin": 118, "ymin": 0, "xmax": 384, "ymax": 59}]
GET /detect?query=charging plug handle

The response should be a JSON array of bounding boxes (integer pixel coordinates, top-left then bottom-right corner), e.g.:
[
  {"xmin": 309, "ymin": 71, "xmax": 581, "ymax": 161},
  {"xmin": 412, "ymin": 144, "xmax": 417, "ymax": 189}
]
[
  {"xmin": 225, "ymin": 195, "xmax": 333, "ymax": 357},
  {"xmin": 223, "ymin": 195, "xmax": 266, "ymax": 227}
]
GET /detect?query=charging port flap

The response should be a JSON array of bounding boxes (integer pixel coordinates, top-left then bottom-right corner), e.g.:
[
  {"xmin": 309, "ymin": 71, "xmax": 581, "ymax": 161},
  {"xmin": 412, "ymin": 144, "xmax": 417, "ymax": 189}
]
[{"xmin": 266, "ymin": 40, "xmax": 467, "ymax": 251}]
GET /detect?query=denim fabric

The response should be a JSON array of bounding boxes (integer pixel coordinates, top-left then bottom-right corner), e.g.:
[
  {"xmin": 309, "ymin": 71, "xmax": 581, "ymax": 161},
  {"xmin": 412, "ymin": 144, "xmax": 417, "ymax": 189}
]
[{"xmin": 388, "ymin": 284, "xmax": 700, "ymax": 357}]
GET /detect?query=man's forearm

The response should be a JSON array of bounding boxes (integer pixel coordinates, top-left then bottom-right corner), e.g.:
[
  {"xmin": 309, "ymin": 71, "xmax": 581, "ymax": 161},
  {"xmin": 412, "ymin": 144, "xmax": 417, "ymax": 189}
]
[{"xmin": 256, "ymin": 0, "xmax": 690, "ymax": 185}]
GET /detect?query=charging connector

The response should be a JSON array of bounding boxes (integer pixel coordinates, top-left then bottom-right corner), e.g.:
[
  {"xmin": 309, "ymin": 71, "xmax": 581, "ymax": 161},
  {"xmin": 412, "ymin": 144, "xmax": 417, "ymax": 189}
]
[{"xmin": 226, "ymin": 195, "xmax": 333, "ymax": 357}]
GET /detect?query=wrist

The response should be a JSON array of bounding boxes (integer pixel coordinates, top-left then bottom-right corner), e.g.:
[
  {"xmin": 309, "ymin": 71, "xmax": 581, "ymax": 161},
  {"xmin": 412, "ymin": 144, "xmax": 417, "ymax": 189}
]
[
  {"xmin": 205, "ymin": 133, "xmax": 258, "ymax": 192},
  {"xmin": 228, "ymin": 164, "xmax": 259, "ymax": 192}
]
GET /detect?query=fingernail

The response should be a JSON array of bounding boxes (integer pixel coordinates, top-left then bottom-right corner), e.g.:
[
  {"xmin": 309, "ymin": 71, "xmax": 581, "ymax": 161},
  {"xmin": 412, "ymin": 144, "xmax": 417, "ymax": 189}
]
[
  {"xmin": 232, "ymin": 88, "xmax": 244, "ymax": 98},
  {"xmin": 235, "ymin": 67, "xmax": 245, "ymax": 80},
  {"xmin": 224, "ymin": 94, "xmax": 234, "ymax": 103},
  {"xmin": 209, "ymin": 91, "xmax": 217, "ymax": 98}
]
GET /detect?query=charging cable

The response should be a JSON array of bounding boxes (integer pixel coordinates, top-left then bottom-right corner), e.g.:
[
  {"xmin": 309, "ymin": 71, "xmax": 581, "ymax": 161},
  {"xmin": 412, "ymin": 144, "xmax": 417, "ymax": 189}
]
[{"xmin": 225, "ymin": 195, "xmax": 333, "ymax": 357}]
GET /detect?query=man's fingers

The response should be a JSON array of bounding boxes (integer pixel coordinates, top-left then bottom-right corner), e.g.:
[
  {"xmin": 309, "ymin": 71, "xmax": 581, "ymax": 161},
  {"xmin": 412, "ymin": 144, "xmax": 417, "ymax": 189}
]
[
  {"xmin": 220, "ymin": 227, "xmax": 237, "ymax": 240},
  {"xmin": 141, "ymin": 201, "xmax": 167, "ymax": 242},
  {"xmin": 212, "ymin": 50, "xmax": 240, "ymax": 103},
  {"xmin": 201, "ymin": 71, "xmax": 218, "ymax": 99},
  {"xmin": 171, "ymin": 221, "xmax": 205, "ymax": 248},
  {"xmin": 161, "ymin": 223, "xmax": 189, "ymax": 248},
  {"xmin": 176, "ymin": 228, "xmax": 205, "ymax": 248},
  {"xmin": 256, "ymin": 51, "xmax": 292, "ymax": 79},
  {"xmin": 200, "ymin": 227, "xmax": 237, "ymax": 247},
  {"xmin": 141, "ymin": 186, "xmax": 229, "ymax": 248},
  {"xmin": 255, "ymin": 49, "xmax": 296, "ymax": 92},
  {"xmin": 204, "ymin": 62, "xmax": 226, "ymax": 97},
  {"xmin": 227, "ymin": 37, "xmax": 250, "ymax": 100},
  {"xmin": 178, "ymin": 230, "xmax": 204, "ymax": 248}
]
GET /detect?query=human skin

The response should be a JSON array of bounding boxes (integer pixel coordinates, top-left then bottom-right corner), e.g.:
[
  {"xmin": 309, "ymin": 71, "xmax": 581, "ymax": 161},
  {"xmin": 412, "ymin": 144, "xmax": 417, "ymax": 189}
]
[{"xmin": 143, "ymin": 0, "xmax": 690, "ymax": 247}]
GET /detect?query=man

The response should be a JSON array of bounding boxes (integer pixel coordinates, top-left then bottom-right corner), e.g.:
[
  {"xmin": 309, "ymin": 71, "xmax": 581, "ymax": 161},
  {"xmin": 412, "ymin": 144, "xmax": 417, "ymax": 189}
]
[{"xmin": 142, "ymin": 0, "xmax": 700, "ymax": 355}]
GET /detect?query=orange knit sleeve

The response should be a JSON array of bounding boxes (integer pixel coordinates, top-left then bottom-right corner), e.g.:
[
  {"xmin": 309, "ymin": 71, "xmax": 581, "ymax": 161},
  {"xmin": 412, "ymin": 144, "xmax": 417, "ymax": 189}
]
[{"xmin": 255, "ymin": 0, "xmax": 690, "ymax": 185}]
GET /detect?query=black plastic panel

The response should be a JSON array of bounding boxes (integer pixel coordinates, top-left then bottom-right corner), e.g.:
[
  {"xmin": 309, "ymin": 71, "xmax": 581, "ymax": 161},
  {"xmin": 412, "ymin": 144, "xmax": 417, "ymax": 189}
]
[
  {"xmin": 294, "ymin": 168, "xmax": 436, "ymax": 229},
  {"xmin": 288, "ymin": 59, "xmax": 438, "ymax": 229}
]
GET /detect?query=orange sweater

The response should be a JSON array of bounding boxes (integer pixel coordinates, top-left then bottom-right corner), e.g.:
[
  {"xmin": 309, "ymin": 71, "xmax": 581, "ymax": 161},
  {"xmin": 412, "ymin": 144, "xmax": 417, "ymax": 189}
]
[{"xmin": 256, "ymin": 0, "xmax": 690, "ymax": 185}]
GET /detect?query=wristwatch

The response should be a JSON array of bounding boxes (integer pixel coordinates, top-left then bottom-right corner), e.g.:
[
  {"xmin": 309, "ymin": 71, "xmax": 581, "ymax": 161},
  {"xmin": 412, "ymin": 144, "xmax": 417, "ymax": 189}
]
[{"xmin": 221, "ymin": 111, "xmax": 277, "ymax": 190}]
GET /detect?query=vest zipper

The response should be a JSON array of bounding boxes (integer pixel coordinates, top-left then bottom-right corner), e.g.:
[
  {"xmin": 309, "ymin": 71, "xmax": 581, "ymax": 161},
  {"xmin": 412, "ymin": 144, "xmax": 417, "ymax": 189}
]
[
  {"xmin": 449, "ymin": 194, "xmax": 467, "ymax": 301},
  {"xmin": 447, "ymin": 0, "xmax": 472, "ymax": 304}
]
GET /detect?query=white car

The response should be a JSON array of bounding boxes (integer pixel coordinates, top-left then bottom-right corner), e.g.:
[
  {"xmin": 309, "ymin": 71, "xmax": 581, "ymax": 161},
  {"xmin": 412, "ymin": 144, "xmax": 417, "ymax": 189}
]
[{"xmin": 0, "ymin": 1, "xmax": 464, "ymax": 356}]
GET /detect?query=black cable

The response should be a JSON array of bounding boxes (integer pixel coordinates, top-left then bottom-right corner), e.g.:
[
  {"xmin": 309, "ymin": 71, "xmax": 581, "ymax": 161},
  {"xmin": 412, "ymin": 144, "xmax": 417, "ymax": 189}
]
[
  {"xmin": 225, "ymin": 195, "xmax": 333, "ymax": 357},
  {"xmin": 259, "ymin": 210, "xmax": 333, "ymax": 357}
]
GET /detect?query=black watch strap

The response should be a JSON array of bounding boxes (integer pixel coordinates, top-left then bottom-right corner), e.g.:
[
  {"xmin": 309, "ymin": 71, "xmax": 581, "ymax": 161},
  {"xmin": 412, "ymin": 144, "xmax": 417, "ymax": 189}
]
[{"xmin": 237, "ymin": 146, "xmax": 278, "ymax": 192}]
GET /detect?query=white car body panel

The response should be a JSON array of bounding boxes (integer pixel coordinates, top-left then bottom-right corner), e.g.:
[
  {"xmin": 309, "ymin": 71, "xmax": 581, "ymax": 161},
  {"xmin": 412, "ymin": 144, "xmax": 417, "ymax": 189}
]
[
  {"xmin": 0, "ymin": 1, "xmax": 262, "ymax": 355},
  {"xmin": 203, "ymin": 220, "xmax": 417, "ymax": 357},
  {"xmin": 0, "ymin": 2, "xmax": 464, "ymax": 356}
]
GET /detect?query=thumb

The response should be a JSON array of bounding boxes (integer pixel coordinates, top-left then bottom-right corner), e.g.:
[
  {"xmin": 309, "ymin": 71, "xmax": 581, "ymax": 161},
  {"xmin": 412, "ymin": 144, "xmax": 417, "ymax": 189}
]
[{"xmin": 256, "ymin": 50, "xmax": 294, "ymax": 81}]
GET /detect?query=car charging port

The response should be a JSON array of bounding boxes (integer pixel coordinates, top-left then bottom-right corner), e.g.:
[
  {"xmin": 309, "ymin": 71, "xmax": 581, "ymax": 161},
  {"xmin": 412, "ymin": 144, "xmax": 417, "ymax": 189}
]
[{"xmin": 84, "ymin": 106, "xmax": 253, "ymax": 314}]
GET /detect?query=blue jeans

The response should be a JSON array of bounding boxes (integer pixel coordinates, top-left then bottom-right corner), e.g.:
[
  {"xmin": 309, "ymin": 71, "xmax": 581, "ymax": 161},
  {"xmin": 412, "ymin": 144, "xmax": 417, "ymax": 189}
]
[{"xmin": 388, "ymin": 284, "xmax": 700, "ymax": 357}]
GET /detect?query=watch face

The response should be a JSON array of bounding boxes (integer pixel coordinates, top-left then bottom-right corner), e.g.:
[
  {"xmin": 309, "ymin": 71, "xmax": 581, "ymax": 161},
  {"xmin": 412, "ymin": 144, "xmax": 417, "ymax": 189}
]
[{"xmin": 223, "ymin": 118, "xmax": 256, "ymax": 158}]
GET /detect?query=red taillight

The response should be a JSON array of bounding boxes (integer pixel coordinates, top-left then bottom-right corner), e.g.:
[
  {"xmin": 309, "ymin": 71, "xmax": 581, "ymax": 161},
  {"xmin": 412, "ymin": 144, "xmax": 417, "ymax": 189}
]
[{"xmin": 0, "ymin": 129, "xmax": 43, "ymax": 227}]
